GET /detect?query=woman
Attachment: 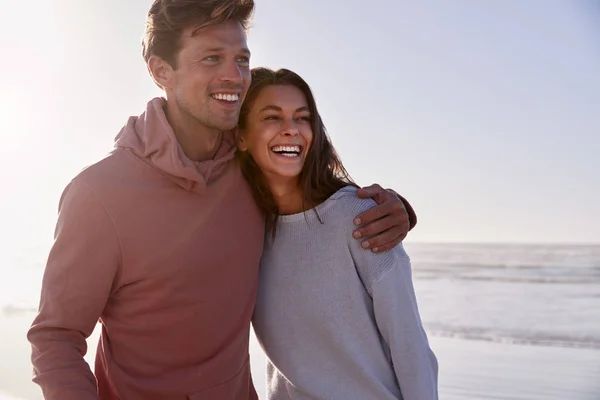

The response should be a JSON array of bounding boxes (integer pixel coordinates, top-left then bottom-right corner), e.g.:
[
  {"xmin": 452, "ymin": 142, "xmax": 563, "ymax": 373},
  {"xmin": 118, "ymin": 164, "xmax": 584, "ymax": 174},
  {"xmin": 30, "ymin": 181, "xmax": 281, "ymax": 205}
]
[{"xmin": 237, "ymin": 68, "xmax": 438, "ymax": 400}]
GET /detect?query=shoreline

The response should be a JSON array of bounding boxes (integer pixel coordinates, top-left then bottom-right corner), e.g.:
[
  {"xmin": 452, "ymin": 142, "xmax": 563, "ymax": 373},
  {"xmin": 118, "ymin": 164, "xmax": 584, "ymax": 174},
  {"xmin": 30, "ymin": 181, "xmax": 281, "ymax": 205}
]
[{"xmin": 3, "ymin": 313, "xmax": 599, "ymax": 400}]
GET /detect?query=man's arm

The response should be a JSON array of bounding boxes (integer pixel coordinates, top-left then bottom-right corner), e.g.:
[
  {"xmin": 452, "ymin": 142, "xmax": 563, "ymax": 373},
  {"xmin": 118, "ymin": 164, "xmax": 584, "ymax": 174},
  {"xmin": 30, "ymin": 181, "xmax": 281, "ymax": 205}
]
[
  {"xmin": 352, "ymin": 184, "xmax": 417, "ymax": 253},
  {"xmin": 28, "ymin": 178, "xmax": 121, "ymax": 400}
]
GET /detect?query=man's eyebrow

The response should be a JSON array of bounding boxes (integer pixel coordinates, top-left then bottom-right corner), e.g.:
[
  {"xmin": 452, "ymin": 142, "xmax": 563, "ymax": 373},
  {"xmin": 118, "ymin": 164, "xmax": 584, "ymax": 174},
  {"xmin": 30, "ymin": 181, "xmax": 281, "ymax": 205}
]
[{"xmin": 201, "ymin": 47, "xmax": 251, "ymax": 56}]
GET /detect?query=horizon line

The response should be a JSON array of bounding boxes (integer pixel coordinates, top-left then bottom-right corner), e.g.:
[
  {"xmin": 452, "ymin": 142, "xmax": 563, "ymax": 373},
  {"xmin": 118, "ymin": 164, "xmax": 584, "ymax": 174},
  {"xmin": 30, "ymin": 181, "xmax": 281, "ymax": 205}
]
[{"xmin": 404, "ymin": 240, "xmax": 600, "ymax": 246}]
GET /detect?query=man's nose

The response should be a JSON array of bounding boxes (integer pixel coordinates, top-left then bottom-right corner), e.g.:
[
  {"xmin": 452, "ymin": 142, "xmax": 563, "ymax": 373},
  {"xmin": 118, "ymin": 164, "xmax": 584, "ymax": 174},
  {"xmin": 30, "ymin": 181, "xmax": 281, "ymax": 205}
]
[{"xmin": 219, "ymin": 60, "xmax": 243, "ymax": 84}]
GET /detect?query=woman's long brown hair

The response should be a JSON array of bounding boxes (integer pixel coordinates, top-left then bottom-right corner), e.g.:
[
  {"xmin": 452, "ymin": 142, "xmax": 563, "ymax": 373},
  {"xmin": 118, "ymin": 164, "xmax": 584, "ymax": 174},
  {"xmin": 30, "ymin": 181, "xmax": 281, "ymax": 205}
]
[{"xmin": 237, "ymin": 67, "xmax": 357, "ymax": 235}]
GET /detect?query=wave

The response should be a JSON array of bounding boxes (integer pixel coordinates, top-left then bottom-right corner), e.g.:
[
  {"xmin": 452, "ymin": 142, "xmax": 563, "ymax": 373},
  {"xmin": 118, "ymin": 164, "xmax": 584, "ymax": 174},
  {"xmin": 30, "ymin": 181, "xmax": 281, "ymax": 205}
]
[
  {"xmin": 425, "ymin": 323, "xmax": 600, "ymax": 349},
  {"xmin": 412, "ymin": 262, "xmax": 600, "ymax": 284},
  {"xmin": 414, "ymin": 273, "xmax": 600, "ymax": 284},
  {"xmin": 1, "ymin": 304, "xmax": 37, "ymax": 316},
  {"xmin": 415, "ymin": 261, "xmax": 600, "ymax": 271}
]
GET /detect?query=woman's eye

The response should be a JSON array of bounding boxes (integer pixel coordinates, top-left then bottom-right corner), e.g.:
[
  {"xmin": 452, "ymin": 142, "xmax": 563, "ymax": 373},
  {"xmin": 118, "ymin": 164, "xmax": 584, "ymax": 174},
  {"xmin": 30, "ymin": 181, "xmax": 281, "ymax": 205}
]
[{"xmin": 264, "ymin": 115, "xmax": 279, "ymax": 121}]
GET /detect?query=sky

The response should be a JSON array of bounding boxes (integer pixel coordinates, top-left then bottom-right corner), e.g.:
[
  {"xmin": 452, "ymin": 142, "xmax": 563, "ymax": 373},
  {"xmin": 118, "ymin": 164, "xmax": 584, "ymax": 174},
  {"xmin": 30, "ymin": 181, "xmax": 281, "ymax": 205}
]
[{"xmin": 0, "ymin": 0, "xmax": 599, "ymax": 255}]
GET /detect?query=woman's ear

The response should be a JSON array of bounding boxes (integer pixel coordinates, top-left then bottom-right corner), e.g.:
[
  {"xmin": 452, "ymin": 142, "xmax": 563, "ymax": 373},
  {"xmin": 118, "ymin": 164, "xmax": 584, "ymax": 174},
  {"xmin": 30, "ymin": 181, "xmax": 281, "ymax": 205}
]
[{"xmin": 235, "ymin": 128, "xmax": 248, "ymax": 151}]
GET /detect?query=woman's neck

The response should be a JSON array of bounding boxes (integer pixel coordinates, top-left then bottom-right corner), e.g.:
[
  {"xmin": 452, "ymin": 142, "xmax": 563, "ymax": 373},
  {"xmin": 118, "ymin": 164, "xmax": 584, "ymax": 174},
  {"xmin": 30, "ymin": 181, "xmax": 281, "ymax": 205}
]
[{"xmin": 268, "ymin": 178, "xmax": 305, "ymax": 215}]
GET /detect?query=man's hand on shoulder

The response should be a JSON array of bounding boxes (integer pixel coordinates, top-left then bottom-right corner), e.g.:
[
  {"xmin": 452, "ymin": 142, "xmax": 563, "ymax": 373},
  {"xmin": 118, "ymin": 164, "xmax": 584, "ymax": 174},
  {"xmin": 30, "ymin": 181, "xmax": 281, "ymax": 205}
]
[{"xmin": 351, "ymin": 184, "xmax": 414, "ymax": 253}]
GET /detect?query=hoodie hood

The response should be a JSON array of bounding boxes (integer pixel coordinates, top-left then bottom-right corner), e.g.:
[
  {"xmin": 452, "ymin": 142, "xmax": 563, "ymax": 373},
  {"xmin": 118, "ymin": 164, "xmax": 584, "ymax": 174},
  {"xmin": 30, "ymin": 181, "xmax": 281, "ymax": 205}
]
[{"xmin": 114, "ymin": 97, "xmax": 237, "ymax": 194}]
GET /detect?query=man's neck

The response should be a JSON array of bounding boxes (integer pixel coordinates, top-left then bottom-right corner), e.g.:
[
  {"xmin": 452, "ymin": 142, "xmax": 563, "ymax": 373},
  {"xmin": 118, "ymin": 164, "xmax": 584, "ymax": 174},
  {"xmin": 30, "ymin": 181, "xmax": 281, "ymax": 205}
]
[{"xmin": 164, "ymin": 101, "xmax": 223, "ymax": 162}]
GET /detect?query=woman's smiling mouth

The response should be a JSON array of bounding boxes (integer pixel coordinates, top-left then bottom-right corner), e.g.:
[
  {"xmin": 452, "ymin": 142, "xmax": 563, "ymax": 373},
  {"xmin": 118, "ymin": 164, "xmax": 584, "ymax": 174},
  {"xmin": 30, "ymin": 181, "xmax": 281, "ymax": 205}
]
[{"xmin": 271, "ymin": 145, "xmax": 302, "ymax": 157}]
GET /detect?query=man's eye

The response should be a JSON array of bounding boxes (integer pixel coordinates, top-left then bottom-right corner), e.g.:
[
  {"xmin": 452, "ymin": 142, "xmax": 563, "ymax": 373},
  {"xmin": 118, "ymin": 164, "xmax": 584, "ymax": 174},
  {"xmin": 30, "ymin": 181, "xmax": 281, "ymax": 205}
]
[
  {"xmin": 237, "ymin": 56, "xmax": 250, "ymax": 65},
  {"xmin": 264, "ymin": 115, "xmax": 279, "ymax": 121},
  {"xmin": 204, "ymin": 55, "xmax": 219, "ymax": 62}
]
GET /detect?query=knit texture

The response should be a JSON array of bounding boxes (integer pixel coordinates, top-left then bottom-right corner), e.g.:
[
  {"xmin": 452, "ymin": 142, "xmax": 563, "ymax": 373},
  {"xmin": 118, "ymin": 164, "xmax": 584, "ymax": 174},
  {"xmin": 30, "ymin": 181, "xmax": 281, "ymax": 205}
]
[{"xmin": 252, "ymin": 186, "xmax": 438, "ymax": 400}]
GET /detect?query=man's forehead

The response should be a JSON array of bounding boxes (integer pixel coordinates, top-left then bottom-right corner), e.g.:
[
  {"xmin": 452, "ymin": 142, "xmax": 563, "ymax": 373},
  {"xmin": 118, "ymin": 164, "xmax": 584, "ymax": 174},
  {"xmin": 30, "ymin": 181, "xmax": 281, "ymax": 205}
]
[{"xmin": 183, "ymin": 21, "xmax": 248, "ymax": 49}]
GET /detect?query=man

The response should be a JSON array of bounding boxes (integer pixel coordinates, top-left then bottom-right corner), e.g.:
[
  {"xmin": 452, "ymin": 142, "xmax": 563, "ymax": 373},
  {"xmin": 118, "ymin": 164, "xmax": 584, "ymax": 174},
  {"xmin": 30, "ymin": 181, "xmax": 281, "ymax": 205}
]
[{"xmin": 27, "ymin": 1, "xmax": 417, "ymax": 399}]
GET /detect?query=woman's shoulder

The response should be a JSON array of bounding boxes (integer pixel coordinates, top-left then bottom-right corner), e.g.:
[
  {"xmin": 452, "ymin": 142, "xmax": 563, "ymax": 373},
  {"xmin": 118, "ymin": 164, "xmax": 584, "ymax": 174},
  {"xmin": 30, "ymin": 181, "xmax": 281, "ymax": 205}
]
[
  {"xmin": 326, "ymin": 187, "xmax": 411, "ymax": 295},
  {"xmin": 324, "ymin": 186, "xmax": 378, "ymax": 218},
  {"xmin": 318, "ymin": 186, "xmax": 377, "ymax": 233},
  {"xmin": 327, "ymin": 186, "xmax": 411, "ymax": 261}
]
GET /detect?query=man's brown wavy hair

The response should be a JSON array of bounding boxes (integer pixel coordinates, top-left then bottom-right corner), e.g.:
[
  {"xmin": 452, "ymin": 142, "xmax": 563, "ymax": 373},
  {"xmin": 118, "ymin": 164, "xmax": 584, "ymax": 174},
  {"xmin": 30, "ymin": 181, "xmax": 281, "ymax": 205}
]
[
  {"xmin": 142, "ymin": 0, "xmax": 254, "ymax": 68},
  {"xmin": 237, "ymin": 68, "xmax": 357, "ymax": 234}
]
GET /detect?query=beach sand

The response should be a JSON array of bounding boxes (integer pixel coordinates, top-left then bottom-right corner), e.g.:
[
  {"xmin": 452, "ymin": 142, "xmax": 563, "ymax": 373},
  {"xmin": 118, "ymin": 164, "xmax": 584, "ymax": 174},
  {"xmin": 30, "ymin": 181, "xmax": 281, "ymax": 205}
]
[{"xmin": 2, "ymin": 313, "xmax": 598, "ymax": 400}]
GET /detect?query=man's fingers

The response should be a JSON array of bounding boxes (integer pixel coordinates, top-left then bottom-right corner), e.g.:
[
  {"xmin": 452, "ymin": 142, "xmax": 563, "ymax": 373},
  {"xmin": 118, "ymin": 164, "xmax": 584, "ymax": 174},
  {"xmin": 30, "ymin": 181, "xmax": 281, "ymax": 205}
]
[
  {"xmin": 352, "ymin": 185, "xmax": 411, "ymax": 251},
  {"xmin": 354, "ymin": 215, "xmax": 394, "ymax": 239},
  {"xmin": 359, "ymin": 225, "xmax": 404, "ymax": 251},
  {"xmin": 377, "ymin": 231, "xmax": 408, "ymax": 252},
  {"xmin": 356, "ymin": 184, "xmax": 383, "ymax": 199},
  {"xmin": 353, "ymin": 202, "xmax": 392, "ymax": 226},
  {"xmin": 370, "ymin": 235, "xmax": 405, "ymax": 253}
]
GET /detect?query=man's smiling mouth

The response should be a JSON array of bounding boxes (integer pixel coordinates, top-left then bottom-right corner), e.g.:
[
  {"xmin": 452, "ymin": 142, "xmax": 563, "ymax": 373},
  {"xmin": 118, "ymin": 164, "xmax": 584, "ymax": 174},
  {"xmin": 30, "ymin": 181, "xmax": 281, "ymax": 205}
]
[{"xmin": 211, "ymin": 93, "xmax": 240, "ymax": 103}]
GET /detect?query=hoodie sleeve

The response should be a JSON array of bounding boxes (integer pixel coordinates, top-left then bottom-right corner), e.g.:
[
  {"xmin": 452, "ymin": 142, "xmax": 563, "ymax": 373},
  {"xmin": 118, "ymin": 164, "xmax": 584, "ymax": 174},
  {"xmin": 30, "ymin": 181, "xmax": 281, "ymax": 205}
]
[{"xmin": 27, "ymin": 177, "xmax": 121, "ymax": 400}]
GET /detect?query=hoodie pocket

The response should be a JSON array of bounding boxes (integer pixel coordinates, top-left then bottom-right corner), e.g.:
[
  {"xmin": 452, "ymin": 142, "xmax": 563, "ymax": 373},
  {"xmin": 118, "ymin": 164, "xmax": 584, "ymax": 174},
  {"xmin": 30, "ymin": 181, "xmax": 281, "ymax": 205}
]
[{"xmin": 187, "ymin": 357, "xmax": 252, "ymax": 400}]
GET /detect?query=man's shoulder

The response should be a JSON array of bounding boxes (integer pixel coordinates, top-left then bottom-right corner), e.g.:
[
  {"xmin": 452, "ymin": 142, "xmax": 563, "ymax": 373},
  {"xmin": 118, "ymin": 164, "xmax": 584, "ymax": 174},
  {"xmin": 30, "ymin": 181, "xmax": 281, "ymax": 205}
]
[
  {"xmin": 61, "ymin": 148, "xmax": 139, "ymax": 204},
  {"xmin": 74, "ymin": 148, "xmax": 131, "ymax": 184}
]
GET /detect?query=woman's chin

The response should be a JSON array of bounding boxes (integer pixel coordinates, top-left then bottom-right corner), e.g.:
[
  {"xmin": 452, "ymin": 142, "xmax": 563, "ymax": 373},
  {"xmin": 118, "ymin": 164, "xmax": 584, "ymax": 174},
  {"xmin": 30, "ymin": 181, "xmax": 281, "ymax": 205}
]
[{"xmin": 277, "ymin": 168, "xmax": 303, "ymax": 180}]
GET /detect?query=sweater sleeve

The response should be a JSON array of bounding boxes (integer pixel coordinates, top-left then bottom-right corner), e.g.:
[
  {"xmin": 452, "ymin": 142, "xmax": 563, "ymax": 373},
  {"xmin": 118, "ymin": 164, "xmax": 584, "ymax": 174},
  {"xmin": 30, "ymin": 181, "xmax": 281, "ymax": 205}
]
[
  {"xmin": 370, "ymin": 253, "xmax": 438, "ymax": 400},
  {"xmin": 346, "ymin": 204, "xmax": 438, "ymax": 399},
  {"xmin": 27, "ymin": 178, "xmax": 121, "ymax": 400}
]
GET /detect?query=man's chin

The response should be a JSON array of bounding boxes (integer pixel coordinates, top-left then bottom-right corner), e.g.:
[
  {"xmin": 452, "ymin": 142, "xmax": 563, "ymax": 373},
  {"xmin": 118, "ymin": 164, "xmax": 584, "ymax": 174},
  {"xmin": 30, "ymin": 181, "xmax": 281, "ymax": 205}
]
[
  {"xmin": 211, "ymin": 116, "xmax": 240, "ymax": 132},
  {"xmin": 213, "ymin": 121, "xmax": 238, "ymax": 132}
]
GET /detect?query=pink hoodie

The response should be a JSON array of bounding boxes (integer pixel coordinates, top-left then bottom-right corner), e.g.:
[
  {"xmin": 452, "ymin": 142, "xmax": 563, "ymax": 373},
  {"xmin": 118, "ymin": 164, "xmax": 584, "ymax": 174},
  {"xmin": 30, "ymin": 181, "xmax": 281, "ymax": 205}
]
[{"xmin": 28, "ymin": 98, "xmax": 264, "ymax": 399}]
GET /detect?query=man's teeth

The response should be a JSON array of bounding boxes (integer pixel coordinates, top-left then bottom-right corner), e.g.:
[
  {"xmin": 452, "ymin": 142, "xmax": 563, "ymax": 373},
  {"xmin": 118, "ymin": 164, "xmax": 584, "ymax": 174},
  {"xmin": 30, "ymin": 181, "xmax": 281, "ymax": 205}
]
[
  {"xmin": 212, "ymin": 93, "xmax": 239, "ymax": 102},
  {"xmin": 271, "ymin": 145, "xmax": 301, "ymax": 156}
]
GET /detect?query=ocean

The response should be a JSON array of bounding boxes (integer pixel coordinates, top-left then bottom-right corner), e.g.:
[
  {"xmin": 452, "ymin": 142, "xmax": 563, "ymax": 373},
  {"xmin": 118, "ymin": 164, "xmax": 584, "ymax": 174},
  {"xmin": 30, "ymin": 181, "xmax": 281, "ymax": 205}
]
[
  {"xmin": 407, "ymin": 243, "xmax": 600, "ymax": 350},
  {"xmin": 1, "ymin": 242, "xmax": 599, "ymax": 399}
]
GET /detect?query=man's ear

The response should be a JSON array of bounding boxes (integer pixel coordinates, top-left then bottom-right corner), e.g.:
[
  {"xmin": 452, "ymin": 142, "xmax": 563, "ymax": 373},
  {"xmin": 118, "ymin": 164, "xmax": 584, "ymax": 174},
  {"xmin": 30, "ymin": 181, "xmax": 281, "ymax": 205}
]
[{"xmin": 148, "ymin": 55, "xmax": 174, "ymax": 90}]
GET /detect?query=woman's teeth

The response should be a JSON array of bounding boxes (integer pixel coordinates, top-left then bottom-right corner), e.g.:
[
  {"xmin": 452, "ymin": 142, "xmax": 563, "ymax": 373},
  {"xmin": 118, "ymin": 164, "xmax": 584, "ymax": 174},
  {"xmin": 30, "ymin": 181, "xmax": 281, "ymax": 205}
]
[
  {"xmin": 212, "ymin": 93, "xmax": 239, "ymax": 102},
  {"xmin": 271, "ymin": 145, "xmax": 301, "ymax": 157}
]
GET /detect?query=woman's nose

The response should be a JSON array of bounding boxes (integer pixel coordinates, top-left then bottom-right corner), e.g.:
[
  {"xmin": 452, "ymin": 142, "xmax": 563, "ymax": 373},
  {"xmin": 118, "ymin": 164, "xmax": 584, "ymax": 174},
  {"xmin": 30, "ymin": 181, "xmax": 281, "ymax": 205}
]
[
  {"xmin": 282, "ymin": 128, "xmax": 299, "ymax": 136},
  {"xmin": 281, "ymin": 120, "xmax": 300, "ymax": 136}
]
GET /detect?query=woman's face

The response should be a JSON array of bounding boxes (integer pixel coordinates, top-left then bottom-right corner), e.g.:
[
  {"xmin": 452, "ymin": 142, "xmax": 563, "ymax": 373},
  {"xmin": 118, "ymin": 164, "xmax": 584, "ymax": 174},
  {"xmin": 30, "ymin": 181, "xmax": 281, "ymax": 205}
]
[{"xmin": 239, "ymin": 84, "xmax": 313, "ymax": 185}]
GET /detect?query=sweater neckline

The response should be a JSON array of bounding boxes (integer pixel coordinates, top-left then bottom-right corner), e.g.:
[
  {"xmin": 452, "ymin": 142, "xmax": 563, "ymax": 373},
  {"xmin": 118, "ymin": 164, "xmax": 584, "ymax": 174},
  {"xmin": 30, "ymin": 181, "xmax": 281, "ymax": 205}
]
[{"xmin": 276, "ymin": 186, "xmax": 355, "ymax": 224}]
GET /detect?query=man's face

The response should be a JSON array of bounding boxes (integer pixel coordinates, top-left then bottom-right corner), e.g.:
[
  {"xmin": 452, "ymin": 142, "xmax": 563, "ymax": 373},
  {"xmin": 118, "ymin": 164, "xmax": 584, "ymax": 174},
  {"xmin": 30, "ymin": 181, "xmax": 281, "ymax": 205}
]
[{"xmin": 167, "ymin": 20, "xmax": 251, "ymax": 131}]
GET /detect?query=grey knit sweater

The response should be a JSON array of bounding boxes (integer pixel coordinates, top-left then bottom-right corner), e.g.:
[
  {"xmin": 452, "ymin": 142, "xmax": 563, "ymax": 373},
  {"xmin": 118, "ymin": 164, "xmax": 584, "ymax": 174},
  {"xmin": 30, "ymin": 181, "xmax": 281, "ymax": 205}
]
[{"xmin": 252, "ymin": 186, "xmax": 438, "ymax": 400}]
